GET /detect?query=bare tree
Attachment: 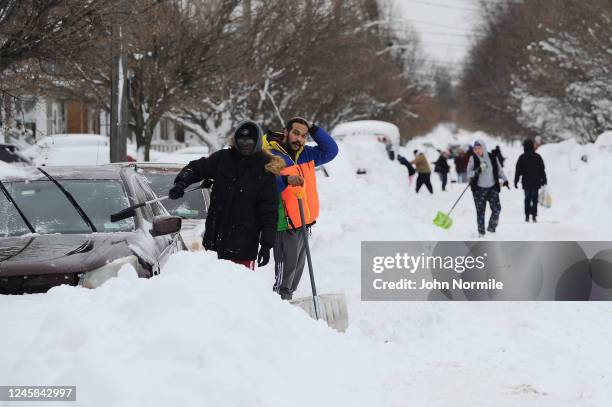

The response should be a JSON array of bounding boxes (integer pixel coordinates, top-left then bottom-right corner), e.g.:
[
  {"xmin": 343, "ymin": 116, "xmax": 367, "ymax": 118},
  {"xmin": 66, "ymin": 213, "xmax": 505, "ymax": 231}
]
[
  {"xmin": 30, "ymin": 0, "xmax": 241, "ymax": 160},
  {"xmin": 0, "ymin": 0, "xmax": 109, "ymax": 73},
  {"xmin": 459, "ymin": 0, "xmax": 612, "ymax": 142},
  {"xmin": 174, "ymin": 0, "xmax": 428, "ymax": 148}
]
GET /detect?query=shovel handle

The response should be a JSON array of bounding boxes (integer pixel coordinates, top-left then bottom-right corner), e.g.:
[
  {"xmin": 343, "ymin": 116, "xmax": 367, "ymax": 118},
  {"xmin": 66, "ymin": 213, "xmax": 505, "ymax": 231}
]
[
  {"xmin": 447, "ymin": 182, "xmax": 472, "ymax": 216},
  {"xmin": 296, "ymin": 195, "xmax": 320, "ymax": 320}
]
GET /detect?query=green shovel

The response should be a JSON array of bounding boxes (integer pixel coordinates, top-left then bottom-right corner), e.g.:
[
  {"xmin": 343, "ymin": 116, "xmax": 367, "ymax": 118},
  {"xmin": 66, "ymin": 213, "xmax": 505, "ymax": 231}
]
[{"xmin": 433, "ymin": 182, "xmax": 472, "ymax": 230}]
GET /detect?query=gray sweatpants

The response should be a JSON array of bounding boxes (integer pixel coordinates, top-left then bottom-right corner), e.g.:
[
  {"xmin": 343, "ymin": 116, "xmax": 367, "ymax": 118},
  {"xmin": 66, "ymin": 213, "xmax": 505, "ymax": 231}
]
[{"xmin": 273, "ymin": 229, "xmax": 307, "ymax": 300}]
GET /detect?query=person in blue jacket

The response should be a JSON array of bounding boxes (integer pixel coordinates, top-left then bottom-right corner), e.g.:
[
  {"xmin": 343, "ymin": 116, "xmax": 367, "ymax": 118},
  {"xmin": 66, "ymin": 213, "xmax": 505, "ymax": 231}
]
[{"xmin": 264, "ymin": 117, "xmax": 338, "ymax": 300}]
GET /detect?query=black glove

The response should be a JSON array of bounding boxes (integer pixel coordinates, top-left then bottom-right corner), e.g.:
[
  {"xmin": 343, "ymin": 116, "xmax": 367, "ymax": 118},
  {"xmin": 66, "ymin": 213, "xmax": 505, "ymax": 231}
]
[
  {"xmin": 257, "ymin": 246, "xmax": 271, "ymax": 267},
  {"xmin": 502, "ymin": 180, "xmax": 510, "ymax": 189},
  {"xmin": 514, "ymin": 182, "xmax": 519, "ymax": 189},
  {"xmin": 308, "ymin": 123, "xmax": 319, "ymax": 136},
  {"xmin": 201, "ymin": 179, "xmax": 214, "ymax": 189},
  {"xmin": 169, "ymin": 182, "xmax": 187, "ymax": 200}
]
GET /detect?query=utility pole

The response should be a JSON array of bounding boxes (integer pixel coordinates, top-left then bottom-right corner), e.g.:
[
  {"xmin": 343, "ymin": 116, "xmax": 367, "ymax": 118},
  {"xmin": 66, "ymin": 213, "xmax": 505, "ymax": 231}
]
[{"xmin": 110, "ymin": 0, "xmax": 128, "ymax": 162}]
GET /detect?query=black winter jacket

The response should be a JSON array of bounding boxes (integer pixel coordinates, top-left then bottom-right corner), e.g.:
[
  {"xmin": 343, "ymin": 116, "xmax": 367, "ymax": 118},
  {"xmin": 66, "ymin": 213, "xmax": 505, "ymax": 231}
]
[
  {"xmin": 434, "ymin": 155, "xmax": 450, "ymax": 174},
  {"xmin": 398, "ymin": 154, "xmax": 416, "ymax": 176},
  {"xmin": 174, "ymin": 148, "xmax": 278, "ymax": 260},
  {"xmin": 515, "ymin": 144, "xmax": 547, "ymax": 190}
]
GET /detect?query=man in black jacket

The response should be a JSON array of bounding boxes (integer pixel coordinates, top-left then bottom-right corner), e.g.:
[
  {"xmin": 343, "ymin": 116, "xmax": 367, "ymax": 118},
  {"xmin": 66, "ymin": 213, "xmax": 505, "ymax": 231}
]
[
  {"xmin": 515, "ymin": 139, "xmax": 547, "ymax": 223},
  {"xmin": 434, "ymin": 151, "xmax": 450, "ymax": 191},
  {"xmin": 168, "ymin": 120, "xmax": 284, "ymax": 269}
]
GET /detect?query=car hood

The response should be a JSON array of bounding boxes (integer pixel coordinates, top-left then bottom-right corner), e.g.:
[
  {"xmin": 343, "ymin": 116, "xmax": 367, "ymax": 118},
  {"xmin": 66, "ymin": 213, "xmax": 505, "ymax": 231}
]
[{"xmin": 0, "ymin": 233, "xmax": 136, "ymax": 277}]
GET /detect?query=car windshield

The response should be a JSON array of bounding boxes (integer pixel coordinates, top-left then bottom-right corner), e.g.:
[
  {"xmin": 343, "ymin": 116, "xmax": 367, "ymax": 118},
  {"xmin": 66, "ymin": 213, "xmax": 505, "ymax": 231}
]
[
  {"xmin": 0, "ymin": 179, "xmax": 135, "ymax": 237},
  {"xmin": 144, "ymin": 173, "xmax": 206, "ymax": 219}
]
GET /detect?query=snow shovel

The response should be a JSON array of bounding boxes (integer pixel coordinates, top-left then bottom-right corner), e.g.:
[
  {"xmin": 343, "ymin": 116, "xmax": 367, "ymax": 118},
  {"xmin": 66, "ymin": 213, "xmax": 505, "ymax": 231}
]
[
  {"xmin": 290, "ymin": 191, "xmax": 349, "ymax": 333},
  {"xmin": 110, "ymin": 183, "xmax": 204, "ymax": 222},
  {"xmin": 433, "ymin": 182, "xmax": 471, "ymax": 230}
]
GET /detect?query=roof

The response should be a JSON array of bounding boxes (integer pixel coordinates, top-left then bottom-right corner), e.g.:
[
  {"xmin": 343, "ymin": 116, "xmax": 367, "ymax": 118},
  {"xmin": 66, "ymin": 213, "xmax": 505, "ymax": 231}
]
[
  {"xmin": 105, "ymin": 162, "xmax": 183, "ymax": 175},
  {"xmin": 1, "ymin": 165, "xmax": 124, "ymax": 182}
]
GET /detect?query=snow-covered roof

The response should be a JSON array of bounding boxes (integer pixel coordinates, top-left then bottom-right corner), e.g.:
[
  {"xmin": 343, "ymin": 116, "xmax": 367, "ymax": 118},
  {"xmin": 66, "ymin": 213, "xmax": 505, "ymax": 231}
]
[{"xmin": 331, "ymin": 120, "xmax": 400, "ymax": 144}]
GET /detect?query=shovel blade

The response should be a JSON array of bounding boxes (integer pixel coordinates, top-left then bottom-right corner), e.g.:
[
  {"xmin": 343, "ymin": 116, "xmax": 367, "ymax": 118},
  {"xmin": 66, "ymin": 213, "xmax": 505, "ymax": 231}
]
[
  {"xmin": 433, "ymin": 210, "xmax": 453, "ymax": 229},
  {"xmin": 290, "ymin": 293, "xmax": 349, "ymax": 333}
]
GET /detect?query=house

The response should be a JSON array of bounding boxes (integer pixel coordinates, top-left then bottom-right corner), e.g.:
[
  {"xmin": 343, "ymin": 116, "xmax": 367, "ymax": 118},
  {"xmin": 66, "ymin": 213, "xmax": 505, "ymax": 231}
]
[{"xmin": 17, "ymin": 97, "xmax": 192, "ymax": 153}]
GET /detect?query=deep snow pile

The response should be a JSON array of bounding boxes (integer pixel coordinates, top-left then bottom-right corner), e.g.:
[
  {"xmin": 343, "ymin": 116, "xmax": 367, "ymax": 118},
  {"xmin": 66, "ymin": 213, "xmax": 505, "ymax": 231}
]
[{"xmin": 0, "ymin": 251, "xmax": 389, "ymax": 407}]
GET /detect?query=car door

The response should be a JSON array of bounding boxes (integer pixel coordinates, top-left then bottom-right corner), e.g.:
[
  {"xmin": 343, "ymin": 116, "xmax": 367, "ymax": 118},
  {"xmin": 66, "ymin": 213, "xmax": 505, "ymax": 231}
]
[
  {"xmin": 135, "ymin": 175, "xmax": 183, "ymax": 266},
  {"xmin": 123, "ymin": 172, "xmax": 162, "ymax": 275}
]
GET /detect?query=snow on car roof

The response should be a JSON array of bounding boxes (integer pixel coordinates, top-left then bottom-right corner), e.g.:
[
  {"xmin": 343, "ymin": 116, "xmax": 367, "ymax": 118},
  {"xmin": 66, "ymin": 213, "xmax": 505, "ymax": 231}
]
[
  {"xmin": 331, "ymin": 120, "xmax": 400, "ymax": 144},
  {"xmin": 0, "ymin": 165, "xmax": 124, "ymax": 181}
]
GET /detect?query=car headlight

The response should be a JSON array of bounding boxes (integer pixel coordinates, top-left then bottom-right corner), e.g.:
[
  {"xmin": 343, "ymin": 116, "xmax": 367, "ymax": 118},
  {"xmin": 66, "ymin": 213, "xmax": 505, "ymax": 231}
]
[{"xmin": 79, "ymin": 255, "xmax": 139, "ymax": 289}]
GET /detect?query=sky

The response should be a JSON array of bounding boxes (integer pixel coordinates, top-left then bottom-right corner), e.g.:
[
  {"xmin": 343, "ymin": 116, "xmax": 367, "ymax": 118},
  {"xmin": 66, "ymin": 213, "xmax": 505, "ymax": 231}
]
[{"xmin": 394, "ymin": 0, "xmax": 484, "ymax": 72}]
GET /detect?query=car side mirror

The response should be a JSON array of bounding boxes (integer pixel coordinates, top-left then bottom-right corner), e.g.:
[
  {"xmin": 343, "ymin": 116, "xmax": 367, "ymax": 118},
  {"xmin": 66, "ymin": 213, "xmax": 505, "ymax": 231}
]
[{"xmin": 150, "ymin": 215, "xmax": 182, "ymax": 237}]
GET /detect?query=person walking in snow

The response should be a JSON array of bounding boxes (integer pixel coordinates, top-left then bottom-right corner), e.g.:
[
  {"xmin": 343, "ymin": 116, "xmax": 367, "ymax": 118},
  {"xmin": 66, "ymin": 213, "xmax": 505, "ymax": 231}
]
[
  {"xmin": 168, "ymin": 120, "xmax": 284, "ymax": 270},
  {"xmin": 412, "ymin": 150, "xmax": 433, "ymax": 194},
  {"xmin": 514, "ymin": 139, "xmax": 547, "ymax": 223},
  {"xmin": 264, "ymin": 117, "xmax": 338, "ymax": 300},
  {"xmin": 398, "ymin": 154, "xmax": 416, "ymax": 186},
  {"xmin": 454, "ymin": 148, "xmax": 469, "ymax": 183},
  {"xmin": 383, "ymin": 137, "xmax": 395, "ymax": 160},
  {"xmin": 433, "ymin": 150, "xmax": 450, "ymax": 191},
  {"xmin": 467, "ymin": 139, "xmax": 509, "ymax": 237},
  {"xmin": 491, "ymin": 145, "xmax": 506, "ymax": 167}
]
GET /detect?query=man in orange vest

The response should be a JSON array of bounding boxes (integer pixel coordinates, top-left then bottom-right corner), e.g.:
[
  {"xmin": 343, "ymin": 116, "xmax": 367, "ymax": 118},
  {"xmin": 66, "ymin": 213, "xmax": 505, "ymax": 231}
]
[{"xmin": 265, "ymin": 117, "xmax": 338, "ymax": 300}]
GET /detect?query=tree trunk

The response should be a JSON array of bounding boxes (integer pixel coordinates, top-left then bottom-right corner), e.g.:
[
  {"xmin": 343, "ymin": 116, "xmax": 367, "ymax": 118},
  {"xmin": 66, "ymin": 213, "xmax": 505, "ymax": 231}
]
[{"xmin": 144, "ymin": 126, "xmax": 153, "ymax": 162}]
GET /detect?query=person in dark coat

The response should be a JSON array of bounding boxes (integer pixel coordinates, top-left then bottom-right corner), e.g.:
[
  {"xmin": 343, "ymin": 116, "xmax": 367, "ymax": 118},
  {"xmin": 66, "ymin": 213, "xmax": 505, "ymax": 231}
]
[
  {"xmin": 433, "ymin": 151, "xmax": 450, "ymax": 191},
  {"xmin": 168, "ymin": 120, "xmax": 285, "ymax": 269},
  {"xmin": 397, "ymin": 154, "xmax": 416, "ymax": 186},
  {"xmin": 491, "ymin": 145, "xmax": 506, "ymax": 167},
  {"xmin": 454, "ymin": 148, "xmax": 469, "ymax": 183},
  {"xmin": 514, "ymin": 139, "xmax": 547, "ymax": 223}
]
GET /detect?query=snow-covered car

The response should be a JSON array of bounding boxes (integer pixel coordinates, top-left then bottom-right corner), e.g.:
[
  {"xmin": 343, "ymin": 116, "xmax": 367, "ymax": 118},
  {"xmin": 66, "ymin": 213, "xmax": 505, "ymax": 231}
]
[
  {"xmin": 0, "ymin": 143, "xmax": 32, "ymax": 166},
  {"xmin": 0, "ymin": 165, "xmax": 186, "ymax": 294},
  {"xmin": 153, "ymin": 145, "xmax": 209, "ymax": 164},
  {"xmin": 21, "ymin": 134, "xmax": 138, "ymax": 166},
  {"xmin": 114, "ymin": 162, "xmax": 209, "ymax": 251},
  {"xmin": 331, "ymin": 120, "xmax": 400, "ymax": 174}
]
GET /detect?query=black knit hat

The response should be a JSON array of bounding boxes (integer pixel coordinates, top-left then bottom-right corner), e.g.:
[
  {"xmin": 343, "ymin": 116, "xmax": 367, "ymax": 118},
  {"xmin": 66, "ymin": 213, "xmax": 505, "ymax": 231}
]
[
  {"xmin": 235, "ymin": 122, "xmax": 259, "ymax": 140},
  {"xmin": 234, "ymin": 120, "xmax": 263, "ymax": 152}
]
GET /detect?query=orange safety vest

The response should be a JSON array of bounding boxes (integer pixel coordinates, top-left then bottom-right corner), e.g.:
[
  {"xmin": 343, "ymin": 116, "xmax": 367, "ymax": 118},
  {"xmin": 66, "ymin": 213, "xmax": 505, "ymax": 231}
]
[{"xmin": 280, "ymin": 160, "xmax": 319, "ymax": 228}]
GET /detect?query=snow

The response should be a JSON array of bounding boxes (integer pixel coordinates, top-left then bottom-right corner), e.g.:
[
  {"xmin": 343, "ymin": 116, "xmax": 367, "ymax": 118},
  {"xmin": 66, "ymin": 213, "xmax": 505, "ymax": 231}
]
[
  {"xmin": 0, "ymin": 161, "xmax": 28, "ymax": 177},
  {"xmin": 20, "ymin": 135, "xmax": 164, "ymax": 165},
  {"xmin": 153, "ymin": 146, "xmax": 210, "ymax": 164},
  {"xmin": 2, "ymin": 126, "xmax": 612, "ymax": 405},
  {"xmin": 332, "ymin": 120, "xmax": 400, "ymax": 145},
  {"xmin": 0, "ymin": 252, "xmax": 387, "ymax": 407},
  {"xmin": 594, "ymin": 130, "xmax": 612, "ymax": 148}
]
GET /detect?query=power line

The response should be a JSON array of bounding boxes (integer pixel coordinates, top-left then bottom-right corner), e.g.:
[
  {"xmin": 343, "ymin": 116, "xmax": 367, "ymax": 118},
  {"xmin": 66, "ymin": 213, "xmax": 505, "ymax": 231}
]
[
  {"xmin": 402, "ymin": 17, "xmax": 478, "ymax": 32},
  {"xmin": 425, "ymin": 41, "xmax": 471, "ymax": 48},
  {"xmin": 403, "ymin": 0, "xmax": 481, "ymax": 12},
  {"xmin": 417, "ymin": 30, "xmax": 484, "ymax": 38}
]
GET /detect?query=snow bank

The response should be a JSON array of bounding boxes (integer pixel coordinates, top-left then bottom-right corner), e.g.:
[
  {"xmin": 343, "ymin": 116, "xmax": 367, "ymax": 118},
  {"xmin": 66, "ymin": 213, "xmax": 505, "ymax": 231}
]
[
  {"xmin": 594, "ymin": 130, "xmax": 612, "ymax": 149},
  {"xmin": 0, "ymin": 251, "xmax": 388, "ymax": 407}
]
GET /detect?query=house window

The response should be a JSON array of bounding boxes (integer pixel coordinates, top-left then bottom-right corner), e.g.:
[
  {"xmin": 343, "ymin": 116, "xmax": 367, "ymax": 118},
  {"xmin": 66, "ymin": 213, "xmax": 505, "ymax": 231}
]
[
  {"xmin": 175, "ymin": 124, "xmax": 185, "ymax": 143},
  {"xmin": 160, "ymin": 118, "xmax": 168, "ymax": 140}
]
